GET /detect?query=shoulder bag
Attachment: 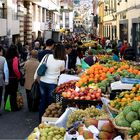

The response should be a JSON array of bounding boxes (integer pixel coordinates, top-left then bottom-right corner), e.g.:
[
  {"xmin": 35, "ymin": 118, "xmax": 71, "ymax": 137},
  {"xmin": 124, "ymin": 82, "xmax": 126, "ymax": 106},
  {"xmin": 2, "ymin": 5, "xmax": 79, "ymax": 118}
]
[{"xmin": 37, "ymin": 54, "xmax": 49, "ymax": 76}]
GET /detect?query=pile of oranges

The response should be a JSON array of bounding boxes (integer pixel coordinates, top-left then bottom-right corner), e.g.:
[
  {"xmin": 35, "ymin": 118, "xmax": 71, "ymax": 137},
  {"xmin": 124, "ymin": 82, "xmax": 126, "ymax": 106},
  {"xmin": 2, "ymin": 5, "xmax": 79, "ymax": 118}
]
[{"xmin": 76, "ymin": 63, "xmax": 140, "ymax": 88}]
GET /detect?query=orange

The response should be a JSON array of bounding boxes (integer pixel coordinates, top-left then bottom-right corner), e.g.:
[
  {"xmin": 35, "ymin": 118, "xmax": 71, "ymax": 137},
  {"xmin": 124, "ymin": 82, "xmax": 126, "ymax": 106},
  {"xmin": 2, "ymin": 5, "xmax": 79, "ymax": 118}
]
[
  {"xmin": 124, "ymin": 94, "xmax": 129, "ymax": 98},
  {"xmin": 129, "ymin": 93, "xmax": 135, "ymax": 99},
  {"xmin": 121, "ymin": 98, "xmax": 127, "ymax": 102}
]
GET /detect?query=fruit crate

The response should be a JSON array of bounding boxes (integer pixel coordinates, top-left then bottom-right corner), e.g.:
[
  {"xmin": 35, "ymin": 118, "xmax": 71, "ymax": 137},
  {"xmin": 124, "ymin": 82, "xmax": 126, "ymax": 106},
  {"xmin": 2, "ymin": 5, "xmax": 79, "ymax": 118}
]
[{"xmin": 61, "ymin": 97, "xmax": 102, "ymax": 113}]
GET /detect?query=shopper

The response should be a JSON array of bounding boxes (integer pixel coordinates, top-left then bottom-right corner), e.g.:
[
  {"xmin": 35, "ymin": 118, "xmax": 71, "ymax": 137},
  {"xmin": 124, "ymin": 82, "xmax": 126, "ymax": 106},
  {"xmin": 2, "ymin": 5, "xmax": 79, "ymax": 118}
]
[
  {"xmin": 120, "ymin": 40, "xmax": 128, "ymax": 59},
  {"xmin": 112, "ymin": 49, "xmax": 120, "ymax": 62},
  {"xmin": 64, "ymin": 44, "xmax": 73, "ymax": 73},
  {"xmin": 34, "ymin": 44, "xmax": 66, "ymax": 121},
  {"xmin": 4, "ymin": 45, "xmax": 21, "ymax": 111},
  {"xmin": 24, "ymin": 50, "xmax": 39, "ymax": 111},
  {"xmin": 38, "ymin": 39, "xmax": 54, "ymax": 62},
  {"xmin": 0, "ymin": 45, "xmax": 9, "ymax": 115}
]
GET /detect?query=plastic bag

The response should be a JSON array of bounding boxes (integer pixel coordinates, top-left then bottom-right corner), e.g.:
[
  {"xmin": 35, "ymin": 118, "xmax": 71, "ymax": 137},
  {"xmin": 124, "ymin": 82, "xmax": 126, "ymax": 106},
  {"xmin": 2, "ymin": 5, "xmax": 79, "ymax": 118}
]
[
  {"xmin": 30, "ymin": 81, "xmax": 40, "ymax": 111},
  {"xmin": 5, "ymin": 95, "xmax": 11, "ymax": 111},
  {"xmin": 17, "ymin": 92, "xmax": 24, "ymax": 109},
  {"xmin": 55, "ymin": 107, "xmax": 77, "ymax": 128},
  {"xmin": 81, "ymin": 59, "xmax": 90, "ymax": 70}
]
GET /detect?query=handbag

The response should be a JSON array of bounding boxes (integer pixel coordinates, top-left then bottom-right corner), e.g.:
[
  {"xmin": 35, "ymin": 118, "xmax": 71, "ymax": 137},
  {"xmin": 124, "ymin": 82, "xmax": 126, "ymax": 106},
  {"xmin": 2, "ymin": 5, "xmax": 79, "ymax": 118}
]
[
  {"xmin": 37, "ymin": 54, "xmax": 49, "ymax": 76},
  {"xmin": 30, "ymin": 81, "xmax": 40, "ymax": 111}
]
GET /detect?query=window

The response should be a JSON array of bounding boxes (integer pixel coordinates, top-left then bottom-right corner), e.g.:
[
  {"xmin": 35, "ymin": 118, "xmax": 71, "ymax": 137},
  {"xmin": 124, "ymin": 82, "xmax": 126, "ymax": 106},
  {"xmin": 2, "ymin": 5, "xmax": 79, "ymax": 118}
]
[
  {"xmin": 0, "ymin": 2, "xmax": 6, "ymax": 19},
  {"xmin": 42, "ymin": 8, "xmax": 45, "ymax": 22},
  {"xmin": 12, "ymin": 0, "xmax": 18, "ymax": 20}
]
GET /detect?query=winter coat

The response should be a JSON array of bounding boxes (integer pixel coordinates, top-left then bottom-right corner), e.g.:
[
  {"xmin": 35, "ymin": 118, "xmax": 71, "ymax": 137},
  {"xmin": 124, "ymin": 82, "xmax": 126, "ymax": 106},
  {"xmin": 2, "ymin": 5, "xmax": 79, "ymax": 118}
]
[{"xmin": 24, "ymin": 58, "xmax": 39, "ymax": 90}]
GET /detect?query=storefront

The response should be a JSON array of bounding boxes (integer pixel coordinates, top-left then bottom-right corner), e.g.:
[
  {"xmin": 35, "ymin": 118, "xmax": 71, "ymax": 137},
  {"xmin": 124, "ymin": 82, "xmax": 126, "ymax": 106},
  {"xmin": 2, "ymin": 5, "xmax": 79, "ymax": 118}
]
[
  {"xmin": 119, "ymin": 19, "xmax": 128, "ymax": 42},
  {"xmin": 132, "ymin": 18, "xmax": 140, "ymax": 49}
]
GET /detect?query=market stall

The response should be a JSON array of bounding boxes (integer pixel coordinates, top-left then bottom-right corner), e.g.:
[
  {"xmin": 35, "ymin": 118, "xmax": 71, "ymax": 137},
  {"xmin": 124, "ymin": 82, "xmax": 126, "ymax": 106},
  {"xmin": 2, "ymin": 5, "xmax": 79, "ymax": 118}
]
[{"xmin": 27, "ymin": 55, "xmax": 140, "ymax": 140}]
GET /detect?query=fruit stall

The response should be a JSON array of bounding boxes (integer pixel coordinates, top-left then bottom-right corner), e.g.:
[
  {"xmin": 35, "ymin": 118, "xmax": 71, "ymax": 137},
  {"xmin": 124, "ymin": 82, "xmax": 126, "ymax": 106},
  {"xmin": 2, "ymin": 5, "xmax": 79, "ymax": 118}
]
[{"xmin": 27, "ymin": 57, "xmax": 140, "ymax": 140}]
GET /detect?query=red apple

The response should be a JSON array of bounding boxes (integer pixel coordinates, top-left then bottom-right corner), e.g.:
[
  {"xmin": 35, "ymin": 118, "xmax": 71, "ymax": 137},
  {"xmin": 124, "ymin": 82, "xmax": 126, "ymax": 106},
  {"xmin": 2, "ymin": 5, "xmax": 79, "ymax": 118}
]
[
  {"xmin": 91, "ymin": 94, "xmax": 96, "ymax": 99},
  {"xmin": 95, "ymin": 92, "xmax": 101, "ymax": 98}
]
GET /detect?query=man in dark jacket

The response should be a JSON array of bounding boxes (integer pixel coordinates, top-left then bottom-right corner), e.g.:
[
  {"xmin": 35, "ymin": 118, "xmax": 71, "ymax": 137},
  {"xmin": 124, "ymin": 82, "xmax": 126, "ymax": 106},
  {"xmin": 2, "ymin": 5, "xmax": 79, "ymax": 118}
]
[
  {"xmin": 123, "ymin": 45, "xmax": 136, "ymax": 61},
  {"xmin": 38, "ymin": 39, "xmax": 54, "ymax": 62}
]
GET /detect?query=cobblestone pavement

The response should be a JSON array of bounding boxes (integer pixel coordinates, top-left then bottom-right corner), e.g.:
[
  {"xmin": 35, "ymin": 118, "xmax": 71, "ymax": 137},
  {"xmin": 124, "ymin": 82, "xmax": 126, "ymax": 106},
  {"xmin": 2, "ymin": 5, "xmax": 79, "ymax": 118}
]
[{"xmin": 0, "ymin": 85, "xmax": 39, "ymax": 140}]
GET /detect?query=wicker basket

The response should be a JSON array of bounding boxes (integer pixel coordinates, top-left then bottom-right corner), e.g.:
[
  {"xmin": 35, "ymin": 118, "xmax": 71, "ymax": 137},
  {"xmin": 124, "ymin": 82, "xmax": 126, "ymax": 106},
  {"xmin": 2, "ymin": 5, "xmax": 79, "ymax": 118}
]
[
  {"xmin": 108, "ymin": 104, "xmax": 120, "ymax": 114},
  {"xmin": 109, "ymin": 118, "xmax": 131, "ymax": 140}
]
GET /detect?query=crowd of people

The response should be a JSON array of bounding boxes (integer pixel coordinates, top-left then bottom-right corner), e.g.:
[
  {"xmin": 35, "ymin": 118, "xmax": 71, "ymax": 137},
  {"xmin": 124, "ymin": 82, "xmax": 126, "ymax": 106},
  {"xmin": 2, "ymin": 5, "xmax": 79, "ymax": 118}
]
[{"xmin": 0, "ymin": 35, "xmax": 139, "ymax": 122}]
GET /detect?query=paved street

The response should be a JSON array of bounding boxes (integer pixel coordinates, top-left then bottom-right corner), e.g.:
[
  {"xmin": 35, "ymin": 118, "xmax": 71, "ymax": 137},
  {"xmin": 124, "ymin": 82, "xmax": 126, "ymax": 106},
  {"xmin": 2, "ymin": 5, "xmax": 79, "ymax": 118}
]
[{"xmin": 0, "ymin": 85, "xmax": 39, "ymax": 140}]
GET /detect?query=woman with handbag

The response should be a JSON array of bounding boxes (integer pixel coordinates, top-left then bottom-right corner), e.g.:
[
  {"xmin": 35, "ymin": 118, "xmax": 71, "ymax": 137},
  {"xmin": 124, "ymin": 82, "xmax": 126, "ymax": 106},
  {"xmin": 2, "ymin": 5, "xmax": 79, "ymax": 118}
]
[
  {"xmin": 4, "ymin": 45, "xmax": 21, "ymax": 111},
  {"xmin": 34, "ymin": 44, "xmax": 66, "ymax": 122},
  {"xmin": 24, "ymin": 50, "xmax": 39, "ymax": 111}
]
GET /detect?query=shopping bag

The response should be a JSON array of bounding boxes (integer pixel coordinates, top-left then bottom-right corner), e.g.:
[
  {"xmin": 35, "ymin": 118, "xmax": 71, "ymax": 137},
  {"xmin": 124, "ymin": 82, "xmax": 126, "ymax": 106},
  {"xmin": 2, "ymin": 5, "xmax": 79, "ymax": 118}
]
[
  {"xmin": 17, "ymin": 92, "xmax": 24, "ymax": 109},
  {"xmin": 30, "ymin": 81, "xmax": 40, "ymax": 111},
  {"xmin": 81, "ymin": 59, "xmax": 90, "ymax": 70},
  {"xmin": 5, "ymin": 95, "xmax": 11, "ymax": 111}
]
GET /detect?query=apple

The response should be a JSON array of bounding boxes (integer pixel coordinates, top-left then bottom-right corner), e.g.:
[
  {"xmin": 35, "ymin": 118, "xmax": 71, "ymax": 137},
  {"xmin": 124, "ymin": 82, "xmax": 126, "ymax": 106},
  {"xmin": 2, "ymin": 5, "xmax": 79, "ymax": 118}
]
[
  {"xmin": 74, "ymin": 96, "xmax": 79, "ymax": 100},
  {"xmin": 95, "ymin": 92, "xmax": 101, "ymax": 98},
  {"xmin": 91, "ymin": 94, "xmax": 96, "ymax": 99},
  {"xmin": 86, "ymin": 96, "xmax": 91, "ymax": 100},
  {"xmin": 80, "ymin": 96, "xmax": 85, "ymax": 100}
]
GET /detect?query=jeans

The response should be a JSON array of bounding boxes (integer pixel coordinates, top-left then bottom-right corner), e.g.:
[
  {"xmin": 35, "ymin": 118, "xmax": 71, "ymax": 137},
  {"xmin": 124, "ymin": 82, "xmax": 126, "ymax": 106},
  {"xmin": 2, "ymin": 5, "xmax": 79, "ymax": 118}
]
[{"xmin": 39, "ymin": 81, "xmax": 57, "ymax": 122}]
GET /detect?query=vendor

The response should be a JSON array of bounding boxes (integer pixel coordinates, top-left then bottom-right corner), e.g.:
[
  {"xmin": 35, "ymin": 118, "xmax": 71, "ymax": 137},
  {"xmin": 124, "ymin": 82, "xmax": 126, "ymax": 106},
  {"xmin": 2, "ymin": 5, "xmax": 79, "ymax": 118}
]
[{"xmin": 83, "ymin": 49, "xmax": 98, "ymax": 67}]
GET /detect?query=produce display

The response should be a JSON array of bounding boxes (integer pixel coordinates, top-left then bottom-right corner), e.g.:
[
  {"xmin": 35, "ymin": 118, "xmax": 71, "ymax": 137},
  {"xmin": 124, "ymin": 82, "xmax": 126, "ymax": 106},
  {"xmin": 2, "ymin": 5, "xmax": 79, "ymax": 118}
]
[
  {"xmin": 67, "ymin": 118, "xmax": 118, "ymax": 140},
  {"xmin": 76, "ymin": 62, "xmax": 140, "ymax": 93},
  {"xmin": 109, "ymin": 84, "xmax": 140, "ymax": 110},
  {"xmin": 28, "ymin": 123, "xmax": 66, "ymax": 140},
  {"xmin": 43, "ymin": 102, "xmax": 62, "ymax": 118},
  {"xmin": 27, "ymin": 50, "xmax": 140, "ymax": 140},
  {"xmin": 66, "ymin": 106, "xmax": 107, "ymax": 128},
  {"xmin": 55, "ymin": 80, "xmax": 76, "ymax": 93},
  {"xmin": 115, "ymin": 101, "xmax": 140, "ymax": 134},
  {"xmin": 62, "ymin": 87, "xmax": 102, "ymax": 100}
]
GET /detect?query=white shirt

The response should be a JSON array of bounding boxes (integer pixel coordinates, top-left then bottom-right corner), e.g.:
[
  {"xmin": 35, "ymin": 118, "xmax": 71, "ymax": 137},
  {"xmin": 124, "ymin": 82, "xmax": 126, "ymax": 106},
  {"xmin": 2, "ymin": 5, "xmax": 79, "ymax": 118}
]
[
  {"xmin": 65, "ymin": 54, "xmax": 69, "ymax": 69},
  {"xmin": 34, "ymin": 54, "xmax": 65, "ymax": 84}
]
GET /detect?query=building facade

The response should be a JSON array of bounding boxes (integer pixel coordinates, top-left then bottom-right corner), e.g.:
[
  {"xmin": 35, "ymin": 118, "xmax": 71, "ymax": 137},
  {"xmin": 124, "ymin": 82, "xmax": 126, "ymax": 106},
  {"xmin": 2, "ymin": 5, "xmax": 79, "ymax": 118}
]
[
  {"xmin": 102, "ymin": 0, "xmax": 117, "ymax": 41},
  {"xmin": 98, "ymin": 0, "xmax": 104, "ymax": 38},
  {"xmin": 60, "ymin": 0, "xmax": 74, "ymax": 32},
  {"xmin": 117, "ymin": 0, "xmax": 140, "ymax": 49},
  {"xmin": 0, "ymin": 0, "xmax": 61, "ymax": 45},
  {"xmin": 0, "ymin": 0, "xmax": 19, "ymax": 45},
  {"xmin": 98, "ymin": 0, "xmax": 140, "ymax": 50}
]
